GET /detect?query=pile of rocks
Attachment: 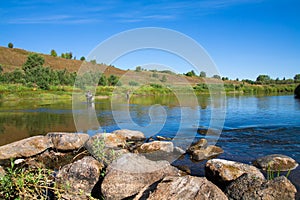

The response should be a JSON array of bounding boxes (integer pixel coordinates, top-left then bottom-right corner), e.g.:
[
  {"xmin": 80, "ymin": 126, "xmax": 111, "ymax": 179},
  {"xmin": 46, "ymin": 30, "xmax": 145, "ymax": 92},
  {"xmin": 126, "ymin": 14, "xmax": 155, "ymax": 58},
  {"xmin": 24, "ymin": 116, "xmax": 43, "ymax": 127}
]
[{"xmin": 0, "ymin": 130, "xmax": 298, "ymax": 199}]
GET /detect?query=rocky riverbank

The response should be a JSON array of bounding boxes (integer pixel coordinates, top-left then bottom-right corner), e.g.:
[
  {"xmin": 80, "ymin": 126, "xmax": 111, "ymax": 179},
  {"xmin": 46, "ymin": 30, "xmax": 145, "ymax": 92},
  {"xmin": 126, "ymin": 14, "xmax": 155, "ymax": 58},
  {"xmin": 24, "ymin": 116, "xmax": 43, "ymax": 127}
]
[{"xmin": 0, "ymin": 130, "xmax": 298, "ymax": 199}]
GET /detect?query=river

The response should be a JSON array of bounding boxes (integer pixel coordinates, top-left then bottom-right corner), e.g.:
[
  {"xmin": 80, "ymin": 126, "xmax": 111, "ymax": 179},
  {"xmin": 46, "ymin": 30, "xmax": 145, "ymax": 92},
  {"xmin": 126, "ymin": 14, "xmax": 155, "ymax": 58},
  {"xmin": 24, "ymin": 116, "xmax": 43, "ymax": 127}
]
[{"xmin": 0, "ymin": 94, "xmax": 299, "ymax": 198}]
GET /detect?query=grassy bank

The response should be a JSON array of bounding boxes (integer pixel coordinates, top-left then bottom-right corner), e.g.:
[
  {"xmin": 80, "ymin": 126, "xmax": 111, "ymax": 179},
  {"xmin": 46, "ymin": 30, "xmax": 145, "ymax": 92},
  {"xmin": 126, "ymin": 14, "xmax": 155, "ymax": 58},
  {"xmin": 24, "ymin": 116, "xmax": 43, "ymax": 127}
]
[{"xmin": 0, "ymin": 83, "xmax": 297, "ymax": 101}]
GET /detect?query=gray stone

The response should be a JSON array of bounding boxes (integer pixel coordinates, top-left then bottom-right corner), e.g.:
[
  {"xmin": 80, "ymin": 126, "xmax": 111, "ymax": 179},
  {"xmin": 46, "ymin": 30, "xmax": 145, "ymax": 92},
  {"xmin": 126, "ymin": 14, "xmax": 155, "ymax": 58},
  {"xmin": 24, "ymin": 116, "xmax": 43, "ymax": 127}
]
[
  {"xmin": 0, "ymin": 136, "xmax": 52, "ymax": 160},
  {"xmin": 56, "ymin": 156, "xmax": 104, "ymax": 199},
  {"xmin": 143, "ymin": 175, "xmax": 228, "ymax": 200},
  {"xmin": 112, "ymin": 129, "xmax": 145, "ymax": 141},
  {"xmin": 205, "ymin": 159, "xmax": 265, "ymax": 184},
  {"xmin": 192, "ymin": 145, "xmax": 224, "ymax": 161},
  {"xmin": 47, "ymin": 132, "xmax": 89, "ymax": 151},
  {"xmin": 138, "ymin": 141, "xmax": 174, "ymax": 153},
  {"xmin": 101, "ymin": 153, "xmax": 180, "ymax": 200},
  {"xmin": 0, "ymin": 165, "xmax": 5, "ymax": 177},
  {"xmin": 225, "ymin": 173, "xmax": 297, "ymax": 200},
  {"xmin": 187, "ymin": 138, "xmax": 208, "ymax": 153},
  {"xmin": 253, "ymin": 154, "xmax": 299, "ymax": 171}
]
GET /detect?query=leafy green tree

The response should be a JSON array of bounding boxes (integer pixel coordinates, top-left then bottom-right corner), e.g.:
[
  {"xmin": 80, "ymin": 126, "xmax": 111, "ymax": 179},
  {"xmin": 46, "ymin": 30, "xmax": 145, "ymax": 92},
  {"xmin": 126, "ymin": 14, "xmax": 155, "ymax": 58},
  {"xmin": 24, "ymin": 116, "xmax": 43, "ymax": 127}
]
[
  {"xmin": 108, "ymin": 75, "xmax": 119, "ymax": 86},
  {"xmin": 161, "ymin": 75, "xmax": 167, "ymax": 82},
  {"xmin": 50, "ymin": 49, "xmax": 57, "ymax": 57},
  {"xmin": 200, "ymin": 71, "xmax": 206, "ymax": 78},
  {"xmin": 8, "ymin": 42, "xmax": 13, "ymax": 48},
  {"xmin": 80, "ymin": 56, "xmax": 86, "ymax": 61},
  {"xmin": 98, "ymin": 74, "xmax": 107, "ymax": 86},
  {"xmin": 61, "ymin": 53, "xmax": 65, "ymax": 58},
  {"xmin": 0, "ymin": 65, "xmax": 3, "ymax": 74},
  {"xmin": 135, "ymin": 66, "xmax": 142, "ymax": 72},
  {"xmin": 185, "ymin": 70, "xmax": 196, "ymax": 77},
  {"xmin": 22, "ymin": 53, "xmax": 45, "ymax": 72},
  {"xmin": 294, "ymin": 74, "xmax": 300, "ymax": 83},
  {"xmin": 256, "ymin": 75, "xmax": 271, "ymax": 84},
  {"xmin": 212, "ymin": 75, "xmax": 221, "ymax": 79}
]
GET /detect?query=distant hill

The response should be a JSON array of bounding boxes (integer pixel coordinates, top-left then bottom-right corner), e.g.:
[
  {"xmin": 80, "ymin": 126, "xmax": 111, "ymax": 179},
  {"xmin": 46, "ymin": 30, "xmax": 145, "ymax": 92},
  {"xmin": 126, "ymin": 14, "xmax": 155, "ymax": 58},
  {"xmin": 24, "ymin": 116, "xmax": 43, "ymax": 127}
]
[
  {"xmin": 0, "ymin": 46, "xmax": 221, "ymax": 86},
  {"xmin": 0, "ymin": 46, "xmax": 125, "ymax": 76}
]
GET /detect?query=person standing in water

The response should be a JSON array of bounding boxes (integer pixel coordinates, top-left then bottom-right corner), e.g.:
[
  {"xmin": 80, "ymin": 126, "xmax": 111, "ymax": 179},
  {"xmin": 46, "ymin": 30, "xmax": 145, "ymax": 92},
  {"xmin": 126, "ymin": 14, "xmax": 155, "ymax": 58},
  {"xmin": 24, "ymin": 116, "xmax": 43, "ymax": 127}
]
[{"xmin": 86, "ymin": 90, "xmax": 93, "ymax": 103}]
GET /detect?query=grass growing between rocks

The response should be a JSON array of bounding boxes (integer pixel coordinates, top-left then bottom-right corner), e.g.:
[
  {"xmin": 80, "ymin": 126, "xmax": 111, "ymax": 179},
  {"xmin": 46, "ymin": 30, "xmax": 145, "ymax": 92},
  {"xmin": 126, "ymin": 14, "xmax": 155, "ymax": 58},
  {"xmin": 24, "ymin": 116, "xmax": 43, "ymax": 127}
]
[{"xmin": 266, "ymin": 163, "xmax": 292, "ymax": 180}]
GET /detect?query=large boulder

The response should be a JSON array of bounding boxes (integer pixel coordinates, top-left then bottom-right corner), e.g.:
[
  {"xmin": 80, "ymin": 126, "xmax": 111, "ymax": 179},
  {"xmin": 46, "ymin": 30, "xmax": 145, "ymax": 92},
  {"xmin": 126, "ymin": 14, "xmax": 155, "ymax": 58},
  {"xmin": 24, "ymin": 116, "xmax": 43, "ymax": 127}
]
[
  {"xmin": 56, "ymin": 156, "xmax": 104, "ymax": 199},
  {"xmin": 47, "ymin": 132, "xmax": 89, "ymax": 151},
  {"xmin": 191, "ymin": 145, "xmax": 224, "ymax": 161},
  {"xmin": 143, "ymin": 175, "xmax": 228, "ymax": 200},
  {"xmin": 112, "ymin": 129, "xmax": 145, "ymax": 141},
  {"xmin": 138, "ymin": 141, "xmax": 174, "ymax": 153},
  {"xmin": 0, "ymin": 136, "xmax": 52, "ymax": 160},
  {"xmin": 101, "ymin": 153, "xmax": 180, "ymax": 200},
  {"xmin": 205, "ymin": 159, "xmax": 265, "ymax": 187},
  {"xmin": 253, "ymin": 154, "xmax": 299, "ymax": 171},
  {"xmin": 225, "ymin": 173, "xmax": 297, "ymax": 200}
]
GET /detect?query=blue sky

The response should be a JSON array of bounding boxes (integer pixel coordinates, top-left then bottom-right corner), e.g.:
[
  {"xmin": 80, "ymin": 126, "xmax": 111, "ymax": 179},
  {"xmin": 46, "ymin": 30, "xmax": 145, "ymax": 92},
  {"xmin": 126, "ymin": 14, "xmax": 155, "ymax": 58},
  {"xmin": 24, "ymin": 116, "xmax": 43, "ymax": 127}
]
[{"xmin": 0, "ymin": 0, "xmax": 299, "ymax": 80}]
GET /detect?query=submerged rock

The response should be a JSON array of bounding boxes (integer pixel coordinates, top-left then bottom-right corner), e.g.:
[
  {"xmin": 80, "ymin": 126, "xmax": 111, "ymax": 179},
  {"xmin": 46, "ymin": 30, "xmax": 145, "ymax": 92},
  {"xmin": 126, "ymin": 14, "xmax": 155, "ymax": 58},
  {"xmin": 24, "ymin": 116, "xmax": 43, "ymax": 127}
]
[
  {"xmin": 191, "ymin": 145, "xmax": 224, "ymax": 161},
  {"xmin": 138, "ymin": 141, "xmax": 174, "ymax": 153},
  {"xmin": 205, "ymin": 159, "xmax": 265, "ymax": 187},
  {"xmin": 225, "ymin": 173, "xmax": 297, "ymax": 200},
  {"xmin": 101, "ymin": 153, "xmax": 180, "ymax": 200},
  {"xmin": 0, "ymin": 136, "xmax": 52, "ymax": 160},
  {"xmin": 47, "ymin": 132, "xmax": 89, "ymax": 151},
  {"xmin": 56, "ymin": 156, "xmax": 104, "ymax": 199},
  {"xmin": 253, "ymin": 154, "xmax": 299, "ymax": 171},
  {"xmin": 143, "ymin": 175, "xmax": 228, "ymax": 200},
  {"xmin": 112, "ymin": 129, "xmax": 145, "ymax": 141}
]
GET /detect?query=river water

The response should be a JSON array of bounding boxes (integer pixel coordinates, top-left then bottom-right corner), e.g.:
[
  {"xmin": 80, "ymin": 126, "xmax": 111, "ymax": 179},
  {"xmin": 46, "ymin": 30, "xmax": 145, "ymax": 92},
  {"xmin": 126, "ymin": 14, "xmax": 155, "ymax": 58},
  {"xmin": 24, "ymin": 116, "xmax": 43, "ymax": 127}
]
[{"xmin": 0, "ymin": 94, "xmax": 299, "ymax": 198}]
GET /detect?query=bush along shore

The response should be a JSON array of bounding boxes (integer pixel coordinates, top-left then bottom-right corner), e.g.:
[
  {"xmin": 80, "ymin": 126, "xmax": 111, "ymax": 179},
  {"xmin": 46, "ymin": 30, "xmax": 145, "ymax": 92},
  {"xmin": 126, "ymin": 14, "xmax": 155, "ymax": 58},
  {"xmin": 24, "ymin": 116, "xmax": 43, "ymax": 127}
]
[{"xmin": 0, "ymin": 130, "xmax": 298, "ymax": 199}]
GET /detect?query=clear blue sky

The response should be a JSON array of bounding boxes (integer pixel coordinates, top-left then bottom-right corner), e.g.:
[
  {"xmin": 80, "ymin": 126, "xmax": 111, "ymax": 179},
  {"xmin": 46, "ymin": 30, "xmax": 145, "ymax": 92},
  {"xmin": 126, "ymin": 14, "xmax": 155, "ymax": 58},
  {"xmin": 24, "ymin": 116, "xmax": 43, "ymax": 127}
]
[{"xmin": 0, "ymin": 0, "xmax": 299, "ymax": 80}]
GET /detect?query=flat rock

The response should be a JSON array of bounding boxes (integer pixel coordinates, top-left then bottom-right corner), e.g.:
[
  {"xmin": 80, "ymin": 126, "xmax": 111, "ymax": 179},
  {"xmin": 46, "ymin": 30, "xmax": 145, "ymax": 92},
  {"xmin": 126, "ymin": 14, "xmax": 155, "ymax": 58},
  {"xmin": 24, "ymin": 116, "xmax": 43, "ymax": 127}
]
[
  {"xmin": 112, "ymin": 129, "xmax": 145, "ymax": 141},
  {"xmin": 253, "ymin": 154, "xmax": 299, "ymax": 171},
  {"xmin": 47, "ymin": 132, "xmax": 89, "ymax": 151},
  {"xmin": 192, "ymin": 145, "xmax": 223, "ymax": 161},
  {"xmin": 0, "ymin": 136, "xmax": 52, "ymax": 160},
  {"xmin": 205, "ymin": 159, "xmax": 265, "ymax": 186},
  {"xmin": 56, "ymin": 156, "xmax": 104, "ymax": 199},
  {"xmin": 187, "ymin": 138, "xmax": 208, "ymax": 153},
  {"xmin": 101, "ymin": 153, "xmax": 180, "ymax": 200},
  {"xmin": 138, "ymin": 141, "xmax": 174, "ymax": 153},
  {"xmin": 225, "ymin": 173, "xmax": 297, "ymax": 200},
  {"xmin": 144, "ymin": 175, "xmax": 228, "ymax": 200}
]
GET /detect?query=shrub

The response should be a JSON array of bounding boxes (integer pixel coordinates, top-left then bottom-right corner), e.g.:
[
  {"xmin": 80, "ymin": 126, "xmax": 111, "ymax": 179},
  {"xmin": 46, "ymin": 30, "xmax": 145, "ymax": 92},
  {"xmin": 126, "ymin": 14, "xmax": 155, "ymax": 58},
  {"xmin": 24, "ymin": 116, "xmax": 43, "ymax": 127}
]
[{"xmin": 8, "ymin": 43, "xmax": 13, "ymax": 48}]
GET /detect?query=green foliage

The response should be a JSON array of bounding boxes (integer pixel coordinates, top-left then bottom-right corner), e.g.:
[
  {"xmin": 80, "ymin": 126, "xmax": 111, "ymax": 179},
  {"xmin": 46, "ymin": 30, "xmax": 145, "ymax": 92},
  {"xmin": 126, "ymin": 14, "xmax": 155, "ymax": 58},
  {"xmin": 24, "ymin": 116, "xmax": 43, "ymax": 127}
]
[
  {"xmin": 90, "ymin": 59, "xmax": 97, "ymax": 64},
  {"xmin": 98, "ymin": 74, "xmax": 107, "ymax": 86},
  {"xmin": 294, "ymin": 74, "xmax": 300, "ymax": 83},
  {"xmin": 184, "ymin": 70, "xmax": 196, "ymax": 77},
  {"xmin": 161, "ymin": 75, "xmax": 167, "ymax": 82},
  {"xmin": 256, "ymin": 75, "xmax": 271, "ymax": 84},
  {"xmin": 212, "ymin": 75, "xmax": 221, "ymax": 79},
  {"xmin": 108, "ymin": 75, "xmax": 119, "ymax": 86},
  {"xmin": 200, "ymin": 71, "xmax": 206, "ymax": 78},
  {"xmin": 8, "ymin": 42, "xmax": 13, "ymax": 48},
  {"xmin": 0, "ymin": 65, "xmax": 3, "ymax": 74},
  {"xmin": 222, "ymin": 77, "xmax": 229, "ymax": 81},
  {"xmin": 135, "ymin": 66, "xmax": 142, "ymax": 72},
  {"xmin": 80, "ymin": 56, "xmax": 86, "ymax": 61},
  {"xmin": 129, "ymin": 81, "xmax": 139, "ymax": 86},
  {"xmin": 22, "ymin": 53, "xmax": 45, "ymax": 72},
  {"xmin": 152, "ymin": 72, "xmax": 159, "ymax": 78},
  {"xmin": 50, "ymin": 49, "xmax": 57, "ymax": 57}
]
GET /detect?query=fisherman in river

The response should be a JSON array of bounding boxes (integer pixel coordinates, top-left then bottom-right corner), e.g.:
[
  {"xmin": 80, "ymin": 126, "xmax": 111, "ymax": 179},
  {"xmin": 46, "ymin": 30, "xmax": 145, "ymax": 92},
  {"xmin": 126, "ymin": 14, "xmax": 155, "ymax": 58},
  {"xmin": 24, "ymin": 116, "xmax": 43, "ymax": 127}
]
[{"xmin": 85, "ymin": 90, "xmax": 93, "ymax": 103}]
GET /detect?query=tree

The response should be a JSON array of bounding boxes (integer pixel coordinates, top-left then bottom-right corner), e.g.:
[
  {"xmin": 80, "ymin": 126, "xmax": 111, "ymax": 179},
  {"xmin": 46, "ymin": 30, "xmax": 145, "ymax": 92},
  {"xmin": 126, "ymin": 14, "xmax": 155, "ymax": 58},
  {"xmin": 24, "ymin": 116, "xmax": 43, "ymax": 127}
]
[
  {"xmin": 61, "ymin": 53, "xmax": 65, "ymax": 59},
  {"xmin": 185, "ymin": 70, "xmax": 196, "ymax": 77},
  {"xmin": 212, "ymin": 75, "xmax": 221, "ymax": 79},
  {"xmin": 256, "ymin": 75, "xmax": 271, "ymax": 84},
  {"xmin": 22, "ymin": 53, "xmax": 45, "ymax": 72},
  {"xmin": 161, "ymin": 75, "xmax": 167, "ymax": 82},
  {"xmin": 80, "ymin": 56, "xmax": 86, "ymax": 61},
  {"xmin": 50, "ymin": 49, "xmax": 57, "ymax": 57},
  {"xmin": 199, "ymin": 71, "xmax": 206, "ymax": 78},
  {"xmin": 8, "ymin": 42, "xmax": 13, "ymax": 48},
  {"xmin": 0, "ymin": 65, "xmax": 3, "ymax": 74},
  {"xmin": 108, "ymin": 75, "xmax": 119, "ymax": 86},
  {"xmin": 294, "ymin": 74, "xmax": 300, "ymax": 83},
  {"xmin": 135, "ymin": 66, "xmax": 142, "ymax": 72}
]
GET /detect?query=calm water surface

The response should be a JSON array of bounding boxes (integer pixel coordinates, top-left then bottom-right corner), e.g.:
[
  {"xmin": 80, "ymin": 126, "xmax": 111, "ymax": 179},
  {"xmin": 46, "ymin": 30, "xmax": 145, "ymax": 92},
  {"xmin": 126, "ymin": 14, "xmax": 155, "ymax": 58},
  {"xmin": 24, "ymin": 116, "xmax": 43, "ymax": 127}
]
[{"xmin": 0, "ymin": 94, "xmax": 299, "ymax": 197}]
